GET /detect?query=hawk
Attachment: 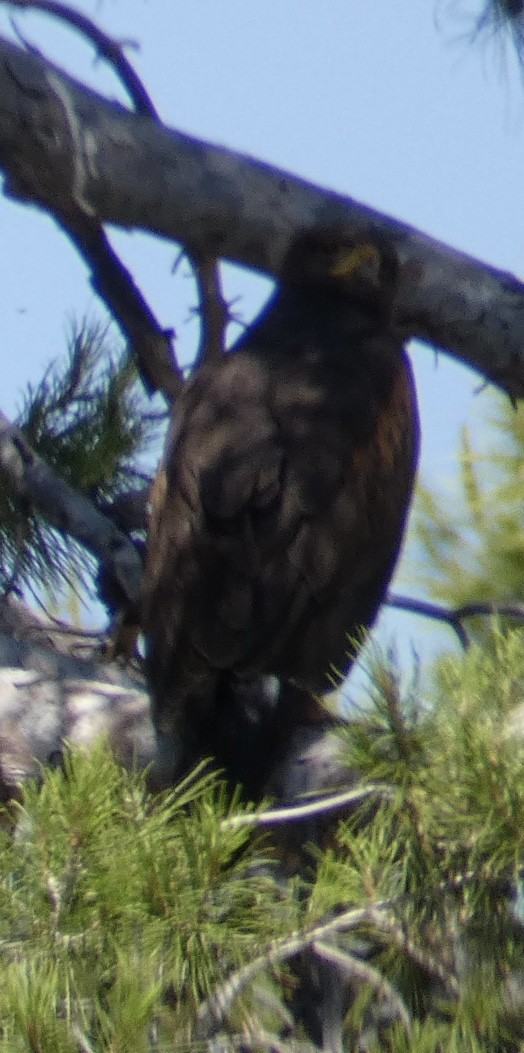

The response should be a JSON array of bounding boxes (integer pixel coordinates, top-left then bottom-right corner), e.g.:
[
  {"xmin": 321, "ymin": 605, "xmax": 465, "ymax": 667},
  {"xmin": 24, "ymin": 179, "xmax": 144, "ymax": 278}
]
[{"xmin": 143, "ymin": 229, "xmax": 419, "ymax": 790}]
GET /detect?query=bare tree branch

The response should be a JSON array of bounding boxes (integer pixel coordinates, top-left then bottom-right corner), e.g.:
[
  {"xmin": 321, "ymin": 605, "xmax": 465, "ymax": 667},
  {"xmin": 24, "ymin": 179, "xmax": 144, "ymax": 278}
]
[
  {"xmin": 0, "ymin": 35, "xmax": 523, "ymax": 396},
  {"xmin": 221, "ymin": 783, "xmax": 391, "ymax": 831},
  {"xmin": 53, "ymin": 214, "xmax": 182, "ymax": 400},
  {"xmin": 388, "ymin": 592, "xmax": 524, "ymax": 649},
  {"xmin": 6, "ymin": 0, "xmax": 159, "ymax": 117},
  {"xmin": 387, "ymin": 592, "xmax": 470, "ymax": 648}
]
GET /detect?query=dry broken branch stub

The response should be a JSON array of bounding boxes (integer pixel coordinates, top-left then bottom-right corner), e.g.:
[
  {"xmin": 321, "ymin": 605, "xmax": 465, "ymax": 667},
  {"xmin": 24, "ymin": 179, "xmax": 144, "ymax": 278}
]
[
  {"xmin": 187, "ymin": 249, "xmax": 230, "ymax": 367},
  {"xmin": 0, "ymin": 34, "xmax": 523, "ymax": 395}
]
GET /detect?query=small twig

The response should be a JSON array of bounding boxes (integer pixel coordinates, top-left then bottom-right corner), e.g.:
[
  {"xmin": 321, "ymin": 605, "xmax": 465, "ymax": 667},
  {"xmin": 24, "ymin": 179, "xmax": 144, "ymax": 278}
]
[
  {"xmin": 221, "ymin": 783, "xmax": 392, "ymax": 831},
  {"xmin": 188, "ymin": 250, "xmax": 230, "ymax": 367},
  {"xmin": 375, "ymin": 662, "xmax": 414, "ymax": 762},
  {"xmin": 364, "ymin": 908, "xmax": 459, "ymax": 999},
  {"xmin": 195, "ymin": 932, "xmax": 315, "ymax": 1040},
  {"xmin": 6, "ymin": 0, "xmax": 158, "ymax": 116},
  {"xmin": 12, "ymin": 22, "xmax": 182, "ymax": 402},
  {"xmin": 312, "ymin": 940, "xmax": 412, "ymax": 1036},
  {"xmin": 0, "ymin": 409, "xmax": 143, "ymax": 605},
  {"xmin": 24, "ymin": 618, "xmax": 106, "ymax": 640},
  {"xmin": 454, "ymin": 600, "xmax": 524, "ymax": 622},
  {"xmin": 386, "ymin": 593, "xmax": 470, "ymax": 649},
  {"xmin": 388, "ymin": 592, "xmax": 524, "ymax": 650}
]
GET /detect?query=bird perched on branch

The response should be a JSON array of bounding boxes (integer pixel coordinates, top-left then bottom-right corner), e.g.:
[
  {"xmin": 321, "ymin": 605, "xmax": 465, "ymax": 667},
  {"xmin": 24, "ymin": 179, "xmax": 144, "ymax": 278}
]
[{"xmin": 143, "ymin": 227, "xmax": 419, "ymax": 792}]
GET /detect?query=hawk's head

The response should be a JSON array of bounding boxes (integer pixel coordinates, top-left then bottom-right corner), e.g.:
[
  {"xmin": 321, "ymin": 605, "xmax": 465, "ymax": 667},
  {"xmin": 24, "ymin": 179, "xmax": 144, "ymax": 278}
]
[{"xmin": 282, "ymin": 226, "xmax": 399, "ymax": 319}]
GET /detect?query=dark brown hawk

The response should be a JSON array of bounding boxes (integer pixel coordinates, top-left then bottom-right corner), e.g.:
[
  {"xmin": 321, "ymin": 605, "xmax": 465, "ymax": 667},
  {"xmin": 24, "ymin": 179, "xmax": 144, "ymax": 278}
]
[{"xmin": 143, "ymin": 229, "xmax": 419, "ymax": 788}]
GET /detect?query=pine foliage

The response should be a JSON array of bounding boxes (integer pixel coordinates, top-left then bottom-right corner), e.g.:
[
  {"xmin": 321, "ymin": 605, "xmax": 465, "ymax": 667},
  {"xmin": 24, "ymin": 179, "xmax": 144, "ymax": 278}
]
[
  {"xmin": 416, "ymin": 394, "xmax": 524, "ymax": 642},
  {"xmin": 3, "ymin": 630, "xmax": 524, "ymax": 1050},
  {"xmin": 0, "ymin": 319, "xmax": 159, "ymax": 601},
  {"xmin": 437, "ymin": 0, "xmax": 524, "ymax": 77},
  {"xmin": 0, "ymin": 742, "xmax": 296, "ymax": 1052}
]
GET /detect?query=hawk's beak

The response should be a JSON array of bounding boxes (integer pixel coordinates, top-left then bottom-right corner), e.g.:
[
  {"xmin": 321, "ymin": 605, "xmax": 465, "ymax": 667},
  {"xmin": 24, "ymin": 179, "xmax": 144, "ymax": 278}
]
[{"xmin": 330, "ymin": 244, "xmax": 382, "ymax": 288}]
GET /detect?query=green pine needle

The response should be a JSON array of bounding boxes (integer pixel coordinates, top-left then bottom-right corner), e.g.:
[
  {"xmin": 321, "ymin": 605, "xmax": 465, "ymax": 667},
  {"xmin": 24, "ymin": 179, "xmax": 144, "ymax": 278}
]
[{"xmin": 0, "ymin": 318, "xmax": 160, "ymax": 602}]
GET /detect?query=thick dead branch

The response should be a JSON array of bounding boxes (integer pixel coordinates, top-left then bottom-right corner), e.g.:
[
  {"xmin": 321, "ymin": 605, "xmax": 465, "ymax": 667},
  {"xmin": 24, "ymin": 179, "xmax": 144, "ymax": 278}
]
[
  {"xmin": 0, "ymin": 409, "xmax": 143, "ymax": 606},
  {"xmin": 0, "ymin": 36, "xmax": 523, "ymax": 395}
]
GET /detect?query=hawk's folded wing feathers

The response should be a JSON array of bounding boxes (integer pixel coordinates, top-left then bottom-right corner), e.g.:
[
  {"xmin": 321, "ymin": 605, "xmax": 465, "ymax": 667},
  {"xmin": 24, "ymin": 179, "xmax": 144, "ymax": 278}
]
[{"xmin": 143, "ymin": 231, "xmax": 419, "ymax": 778}]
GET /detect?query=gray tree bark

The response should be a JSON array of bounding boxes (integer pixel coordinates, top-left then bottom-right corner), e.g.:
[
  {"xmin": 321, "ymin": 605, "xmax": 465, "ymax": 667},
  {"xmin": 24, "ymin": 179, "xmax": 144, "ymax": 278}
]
[
  {"xmin": 0, "ymin": 35, "xmax": 523, "ymax": 397},
  {"xmin": 0, "ymin": 595, "xmax": 154, "ymax": 798}
]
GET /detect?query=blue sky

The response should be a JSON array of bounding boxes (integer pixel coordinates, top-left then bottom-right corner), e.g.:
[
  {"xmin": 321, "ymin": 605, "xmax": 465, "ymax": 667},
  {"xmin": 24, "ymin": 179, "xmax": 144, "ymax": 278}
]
[{"xmin": 0, "ymin": 0, "xmax": 522, "ymax": 687}]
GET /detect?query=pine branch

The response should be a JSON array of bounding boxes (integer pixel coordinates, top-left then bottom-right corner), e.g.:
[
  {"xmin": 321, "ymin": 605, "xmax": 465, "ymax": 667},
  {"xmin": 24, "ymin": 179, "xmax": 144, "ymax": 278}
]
[
  {"xmin": 0, "ymin": 407, "xmax": 142, "ymax": 604},
  {"xmin": 0, "ymin": 320, "xmax": 158, "ymax": 601},
  {"xmin": 312, "ymin": 940, "xmax": 412, "ymax": 1036}
]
